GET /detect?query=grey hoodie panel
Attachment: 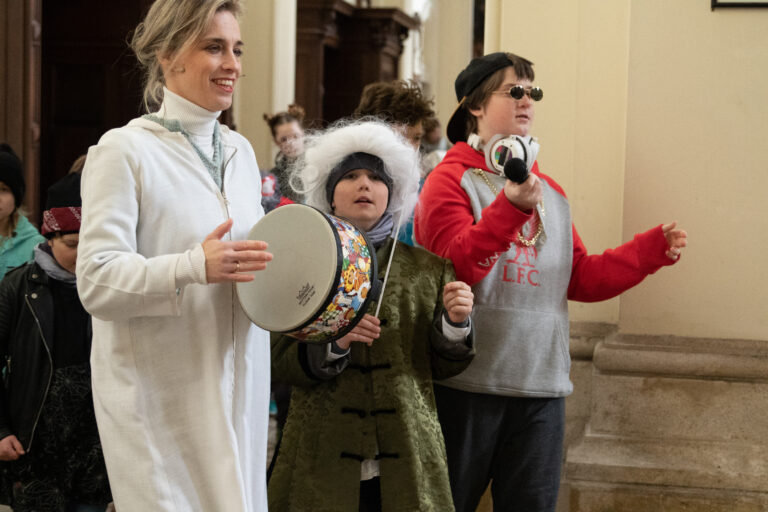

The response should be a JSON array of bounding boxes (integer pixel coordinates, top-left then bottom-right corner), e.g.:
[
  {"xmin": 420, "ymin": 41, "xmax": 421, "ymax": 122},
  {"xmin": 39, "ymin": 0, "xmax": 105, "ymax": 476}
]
[
  {"xmin": 440, "ymin": 305, "xmax": 572, "ymax": 396},
  {"xmin": 439, "ymin": 168, "xmax": 575, "ymax": 397}
]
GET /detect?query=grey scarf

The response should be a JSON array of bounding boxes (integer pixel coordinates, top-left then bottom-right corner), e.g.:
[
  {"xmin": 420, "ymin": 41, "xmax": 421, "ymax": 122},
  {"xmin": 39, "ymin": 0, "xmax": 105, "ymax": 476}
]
[
  {"xmin": 34, "ymin": 243, "xmax": 76, "ymax": 285},
  {"xmin": 364, "ymin": 212, "xmax": 395, "ymax": 249}
]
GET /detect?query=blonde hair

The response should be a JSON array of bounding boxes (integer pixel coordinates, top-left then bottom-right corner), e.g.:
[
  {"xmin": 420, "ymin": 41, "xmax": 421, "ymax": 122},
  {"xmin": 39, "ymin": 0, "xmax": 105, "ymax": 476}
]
[
  {"xmin": 68, "ymin": 154, "xmax": 87, "ymax": 174},
  {"xmin": 130, "ymin": 0, "xmax": 243, "ymax": 112}
]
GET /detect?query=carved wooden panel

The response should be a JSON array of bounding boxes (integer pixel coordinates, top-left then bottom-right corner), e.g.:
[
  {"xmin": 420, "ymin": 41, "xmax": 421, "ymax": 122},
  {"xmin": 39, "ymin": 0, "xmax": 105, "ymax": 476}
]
[
  {"xmin": 39, "ymin": 0, "xmax": 155, "ymax": 210},
  {"xmin": 1, "ymin": 0, "xmax": 42, "ymax": 221},
  {"xmin": 296, "ymin": 0, "xmax": 418, "ymax": 126},
  {"xmin": 1, "ymin": 0, "xmax": 235, "ymax": 220}
]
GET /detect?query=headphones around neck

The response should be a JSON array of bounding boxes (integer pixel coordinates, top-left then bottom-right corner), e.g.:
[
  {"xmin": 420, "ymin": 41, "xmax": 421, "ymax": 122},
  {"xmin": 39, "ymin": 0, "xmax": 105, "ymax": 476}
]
[{"xmin": 469, "ymin": 133, "xmax": 540, "ymax": 178}]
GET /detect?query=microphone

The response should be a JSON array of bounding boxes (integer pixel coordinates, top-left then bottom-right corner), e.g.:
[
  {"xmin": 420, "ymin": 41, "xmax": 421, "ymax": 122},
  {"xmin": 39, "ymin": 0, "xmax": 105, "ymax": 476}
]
[{"xmin": 503, "ymin": 157, "xmax": 529, "ymax": 184}]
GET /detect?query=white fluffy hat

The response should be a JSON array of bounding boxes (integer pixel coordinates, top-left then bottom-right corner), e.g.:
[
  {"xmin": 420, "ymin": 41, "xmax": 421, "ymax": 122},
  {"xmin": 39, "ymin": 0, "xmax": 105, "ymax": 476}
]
[{"xmin": 290, "ymin": 119, "xmax": 421, "ymax": 229}]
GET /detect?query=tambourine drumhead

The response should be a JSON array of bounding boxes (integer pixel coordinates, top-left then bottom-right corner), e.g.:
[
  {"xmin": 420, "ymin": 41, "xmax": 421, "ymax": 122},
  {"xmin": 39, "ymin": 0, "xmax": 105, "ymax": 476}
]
[{"xmin": 236, "ymin": 204, "xmax": 340, "ymax": 332}]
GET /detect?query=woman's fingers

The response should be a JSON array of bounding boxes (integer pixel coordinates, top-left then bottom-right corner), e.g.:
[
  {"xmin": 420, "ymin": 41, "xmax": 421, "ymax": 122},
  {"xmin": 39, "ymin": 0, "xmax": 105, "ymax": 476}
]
[
  {"xmin": 230, "ymin": 249, "xmax": 273, "ymax": 269},
  {"xmin": 204, "ymin": 236, "xmax": 274, "ymax": 282},
  {"xmin": 230, "ymin": 239, "xmax": 269, "ymax": 252},
  {"xmin": 204, "ymin": 218, "xmax": 234, "ymax": 242}
]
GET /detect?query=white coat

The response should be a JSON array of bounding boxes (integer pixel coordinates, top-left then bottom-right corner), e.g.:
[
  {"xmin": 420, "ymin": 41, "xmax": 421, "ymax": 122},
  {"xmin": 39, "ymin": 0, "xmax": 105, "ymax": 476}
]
[{"xmin": 77, "ymin": 117, "xmax": 270, "ymax": 511}]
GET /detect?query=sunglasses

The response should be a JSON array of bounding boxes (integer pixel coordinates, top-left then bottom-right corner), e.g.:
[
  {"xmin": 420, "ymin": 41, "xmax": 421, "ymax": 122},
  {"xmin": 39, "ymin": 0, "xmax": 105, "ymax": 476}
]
[{"xmin": 494, "ymin": 85, "xmax": 544, "ymax": 101}]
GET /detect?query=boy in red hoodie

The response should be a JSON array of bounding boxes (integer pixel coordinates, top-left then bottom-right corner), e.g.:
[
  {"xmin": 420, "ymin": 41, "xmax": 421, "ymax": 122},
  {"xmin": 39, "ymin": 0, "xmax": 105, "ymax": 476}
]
[{"xmin": 414, "ymin": 52, "xmax": 687, "ymax": 512}]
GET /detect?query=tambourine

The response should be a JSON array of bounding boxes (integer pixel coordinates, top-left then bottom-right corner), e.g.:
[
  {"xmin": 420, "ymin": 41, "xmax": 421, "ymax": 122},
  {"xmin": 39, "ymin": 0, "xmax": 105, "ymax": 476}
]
[{"xmin": 236, "ymin": 204, "xmax": 379, "ymax": 343}]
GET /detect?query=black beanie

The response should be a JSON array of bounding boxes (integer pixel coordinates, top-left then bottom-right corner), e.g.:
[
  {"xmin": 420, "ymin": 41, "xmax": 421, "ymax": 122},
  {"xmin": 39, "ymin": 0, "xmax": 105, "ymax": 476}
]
[
  {"xmin": 0, "ymin": 143, "xmax": 24, "ymax": 208},
  {"xmin": 325, "ymin": 152, "xmax": 393, "ymax": 206},
  {"xmin": 45, "ymin": 172, "xmax": 82, "ymax": 210}
]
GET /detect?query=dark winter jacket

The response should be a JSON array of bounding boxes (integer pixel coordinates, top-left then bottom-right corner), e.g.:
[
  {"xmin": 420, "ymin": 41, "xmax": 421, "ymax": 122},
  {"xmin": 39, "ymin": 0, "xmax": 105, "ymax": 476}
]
[{"xmin": 0, "ymin": 261, "xmax": 91, "ymax": 450}]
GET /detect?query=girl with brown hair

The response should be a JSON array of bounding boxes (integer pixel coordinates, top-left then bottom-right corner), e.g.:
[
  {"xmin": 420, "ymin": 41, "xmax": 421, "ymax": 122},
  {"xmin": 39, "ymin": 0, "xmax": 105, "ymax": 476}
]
[{"xmin": 262, "ymin": 104, "xmax": 306, "ymax": 212}]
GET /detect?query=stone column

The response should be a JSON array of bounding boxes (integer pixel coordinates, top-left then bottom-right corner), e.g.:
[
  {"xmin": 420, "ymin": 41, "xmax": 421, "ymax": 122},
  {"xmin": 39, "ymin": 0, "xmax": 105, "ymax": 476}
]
[{"xmin": 566, "ymin": 333, "xmax": 768, "ymax": 511}]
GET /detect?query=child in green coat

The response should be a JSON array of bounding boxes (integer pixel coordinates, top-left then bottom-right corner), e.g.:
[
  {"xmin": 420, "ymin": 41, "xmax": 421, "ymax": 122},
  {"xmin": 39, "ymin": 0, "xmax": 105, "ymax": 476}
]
[{"xmin": 269, "ymin": 120, "xmax": 475, "ymax": 512}]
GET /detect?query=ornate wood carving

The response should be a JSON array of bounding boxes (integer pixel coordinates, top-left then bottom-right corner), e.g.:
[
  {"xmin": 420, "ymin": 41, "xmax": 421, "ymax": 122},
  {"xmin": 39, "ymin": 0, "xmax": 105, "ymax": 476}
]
[
  {"xmin": 296, "ymin": 0, "xmax": 419, "ymax": 126},
  {"xmin": 5, "ymin": 0, "xmax": 231, "ymax": 221},
  {"xmin": 1, "ymin": 0, "xmax": 42, "ymax": 222}
]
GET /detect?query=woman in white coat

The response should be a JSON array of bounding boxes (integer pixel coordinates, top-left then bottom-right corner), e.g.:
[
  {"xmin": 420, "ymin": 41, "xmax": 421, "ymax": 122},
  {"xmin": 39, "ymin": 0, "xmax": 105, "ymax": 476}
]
[{"xmin": 76, "ymin": 1, "xmax": 272, "ymax": 510}]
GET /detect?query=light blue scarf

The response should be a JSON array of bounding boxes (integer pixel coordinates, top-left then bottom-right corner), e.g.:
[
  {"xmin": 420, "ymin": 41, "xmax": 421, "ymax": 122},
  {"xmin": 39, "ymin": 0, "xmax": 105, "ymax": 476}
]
[{"xmin": 143, "ymin": 114, "xmax": 224, "ymax": 190}]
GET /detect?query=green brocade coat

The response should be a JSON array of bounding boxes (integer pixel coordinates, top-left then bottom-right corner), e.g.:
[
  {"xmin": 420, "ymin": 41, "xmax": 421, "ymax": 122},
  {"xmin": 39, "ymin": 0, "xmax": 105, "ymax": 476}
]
[{"xmin": 269, "ymin": 238, "xmax": 474, "ymax": 512}]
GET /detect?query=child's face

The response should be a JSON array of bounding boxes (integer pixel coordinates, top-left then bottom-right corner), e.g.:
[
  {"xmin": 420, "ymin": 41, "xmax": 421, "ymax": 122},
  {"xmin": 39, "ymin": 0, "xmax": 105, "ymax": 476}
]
[
  {"xmin": 0, "ymin": 181, "xmax": 15, "ymax": 222},
  {"xmin": 275, "ymin": 121, "xmax": 304, "ymax": 158},
  {"xmin": 48, "ymin": 233, "xmax": 79, "ymax": 274},
  {"xmin": 331, "ymin": 168, "xmax": 389, "ymax": 232},
  {"xmin": 470, "ymin": 67, "xmax": 535, "ymax": 142},
  {"xmin": 398, "ymin": 122, "xmax": 424, "ymax": 149}
]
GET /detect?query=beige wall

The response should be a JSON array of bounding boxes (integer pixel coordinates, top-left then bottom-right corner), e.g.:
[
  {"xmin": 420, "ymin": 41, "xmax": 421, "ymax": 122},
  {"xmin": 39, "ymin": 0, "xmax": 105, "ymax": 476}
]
[
  {"xmin": 236, "ymin": 0, "xmax": 296, "ymax": 170},
  {"xmin": 620, "ymin": 0, "xmax": 768, "ymax": 339},
  {"xmin": 485, "ymin": 0, "xmax": 632, "ymax": 324},
  {"xmin": 420, "ymin": 0, "xmax": 474, "ymax": 129},
  {"xmin": 364, "ymin": 0, "xmax": 475, "ymax": 130},
  {"xmin": 236, "ymin": 0, "xmax": 768, "ymax": 339},
  {"xmin": 236, "ymin": 0, "xmax": 471, "ymax": 165},
  {"xmin": 484, "ymin": 0, "xmax": 768, "ymax": 340}
]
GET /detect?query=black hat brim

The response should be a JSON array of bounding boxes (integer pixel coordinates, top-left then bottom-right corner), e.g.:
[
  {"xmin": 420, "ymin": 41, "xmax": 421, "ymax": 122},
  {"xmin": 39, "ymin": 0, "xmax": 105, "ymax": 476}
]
[{"xmin": 446, "ymin": 98, "xmax": 468, "ymax": 144}]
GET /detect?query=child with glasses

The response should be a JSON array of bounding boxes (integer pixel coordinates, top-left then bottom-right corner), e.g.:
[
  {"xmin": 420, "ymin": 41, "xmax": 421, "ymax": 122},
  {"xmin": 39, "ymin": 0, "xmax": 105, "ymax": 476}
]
[{"xmin": 413, "ymin": 51, "xmax": 688, "ymax": 512}]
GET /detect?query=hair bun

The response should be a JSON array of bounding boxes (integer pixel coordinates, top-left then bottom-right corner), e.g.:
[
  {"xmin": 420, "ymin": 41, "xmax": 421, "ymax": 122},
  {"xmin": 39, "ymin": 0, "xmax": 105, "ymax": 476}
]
[
  {"xmin": 287, "ymin": 104, "xmax": 306, "ymax": 121},
  {"xmin": 263, "ymin": 104, "xmax": 307, "ymax": 136}
]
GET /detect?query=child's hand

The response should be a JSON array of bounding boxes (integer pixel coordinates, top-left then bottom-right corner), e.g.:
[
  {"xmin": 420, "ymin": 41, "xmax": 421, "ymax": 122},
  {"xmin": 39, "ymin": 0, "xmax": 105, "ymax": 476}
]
[
  {"xmin": 503, "ymin": 173, "xmax": 543, "ymax": 212},
  {"xmin": 443, "ymin": 281, "xmax": 474, "ymax": 325},
  {"xmin": 0, "ymin": 434, "xmax": 25, "ymax": 461},
  {"xmin": 662, "ymin": 221, "xmax": 688, "ymax": 261},
  {"xmin": 335, "ymin": 314, "xmax": 381, "ymax": 350}
]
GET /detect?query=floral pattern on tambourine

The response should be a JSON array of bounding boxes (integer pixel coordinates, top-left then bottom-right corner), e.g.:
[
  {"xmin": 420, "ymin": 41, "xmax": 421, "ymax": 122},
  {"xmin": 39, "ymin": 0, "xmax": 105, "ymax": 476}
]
[{"xmin": 289, "ymin": 215, "xmax": 374, "ymax": 342}]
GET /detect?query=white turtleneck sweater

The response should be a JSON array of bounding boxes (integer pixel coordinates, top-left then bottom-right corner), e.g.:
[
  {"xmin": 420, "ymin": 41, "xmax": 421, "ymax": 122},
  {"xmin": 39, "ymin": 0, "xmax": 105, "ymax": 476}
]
[
  {"xmin": 155, "ymin": 87, "xmax": 218, "ymax": 159},
  {"xmin": 77, "ymin": 90, "xmax": 269, "ymax": 512}
]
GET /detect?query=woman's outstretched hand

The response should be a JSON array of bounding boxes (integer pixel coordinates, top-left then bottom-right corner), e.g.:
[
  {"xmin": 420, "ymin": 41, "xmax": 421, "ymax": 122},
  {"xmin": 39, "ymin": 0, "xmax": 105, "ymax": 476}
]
[{"xmin": 203, "ymin": 219, "xmax": 273, "ymax": 283}]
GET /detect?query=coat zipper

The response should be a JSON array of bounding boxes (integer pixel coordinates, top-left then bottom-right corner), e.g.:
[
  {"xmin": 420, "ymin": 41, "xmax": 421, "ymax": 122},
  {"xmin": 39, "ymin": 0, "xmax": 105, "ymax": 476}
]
[
  {"xmin": 24, "ymin": 293, "xmax": 53, "ymax": 452},
  {"xmin": 221, "ymin": 144, "xmax": 238, "ymax": 414}
]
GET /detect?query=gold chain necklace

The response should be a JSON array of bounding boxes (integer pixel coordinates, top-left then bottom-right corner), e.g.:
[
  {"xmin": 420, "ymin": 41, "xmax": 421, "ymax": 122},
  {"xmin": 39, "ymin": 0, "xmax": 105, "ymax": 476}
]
[{"xmin": 473, "ymin": 168, "xmax": 545, "ymax": 247}]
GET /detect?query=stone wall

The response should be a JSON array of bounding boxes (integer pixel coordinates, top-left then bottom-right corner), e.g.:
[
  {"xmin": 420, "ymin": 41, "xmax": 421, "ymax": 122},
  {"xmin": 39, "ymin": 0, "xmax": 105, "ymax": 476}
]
[
  {"xmin": 478, "ymin": 322, "xmax": 768, "ymax": 512},
  {"xmin": 564, "ymin": 324, "xmax": 768, "ymax": 511}
]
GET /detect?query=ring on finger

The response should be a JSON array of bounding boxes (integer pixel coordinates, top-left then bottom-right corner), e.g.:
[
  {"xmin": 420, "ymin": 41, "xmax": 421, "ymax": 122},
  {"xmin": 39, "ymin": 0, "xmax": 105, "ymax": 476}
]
[{"xmin": 235, "ymin": 261, "xmax": 241, "ymax": 272}]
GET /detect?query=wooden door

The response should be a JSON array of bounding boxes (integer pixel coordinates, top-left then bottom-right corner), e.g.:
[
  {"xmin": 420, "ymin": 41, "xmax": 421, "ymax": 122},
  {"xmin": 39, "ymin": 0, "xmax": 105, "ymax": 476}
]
[
  {"xmin": 39, "ymin": 0, "xmax": 154, "ymax": 209},
  {"xmin": 3, "ymin": 0, "xmax": 236, "ymax": 220}
]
